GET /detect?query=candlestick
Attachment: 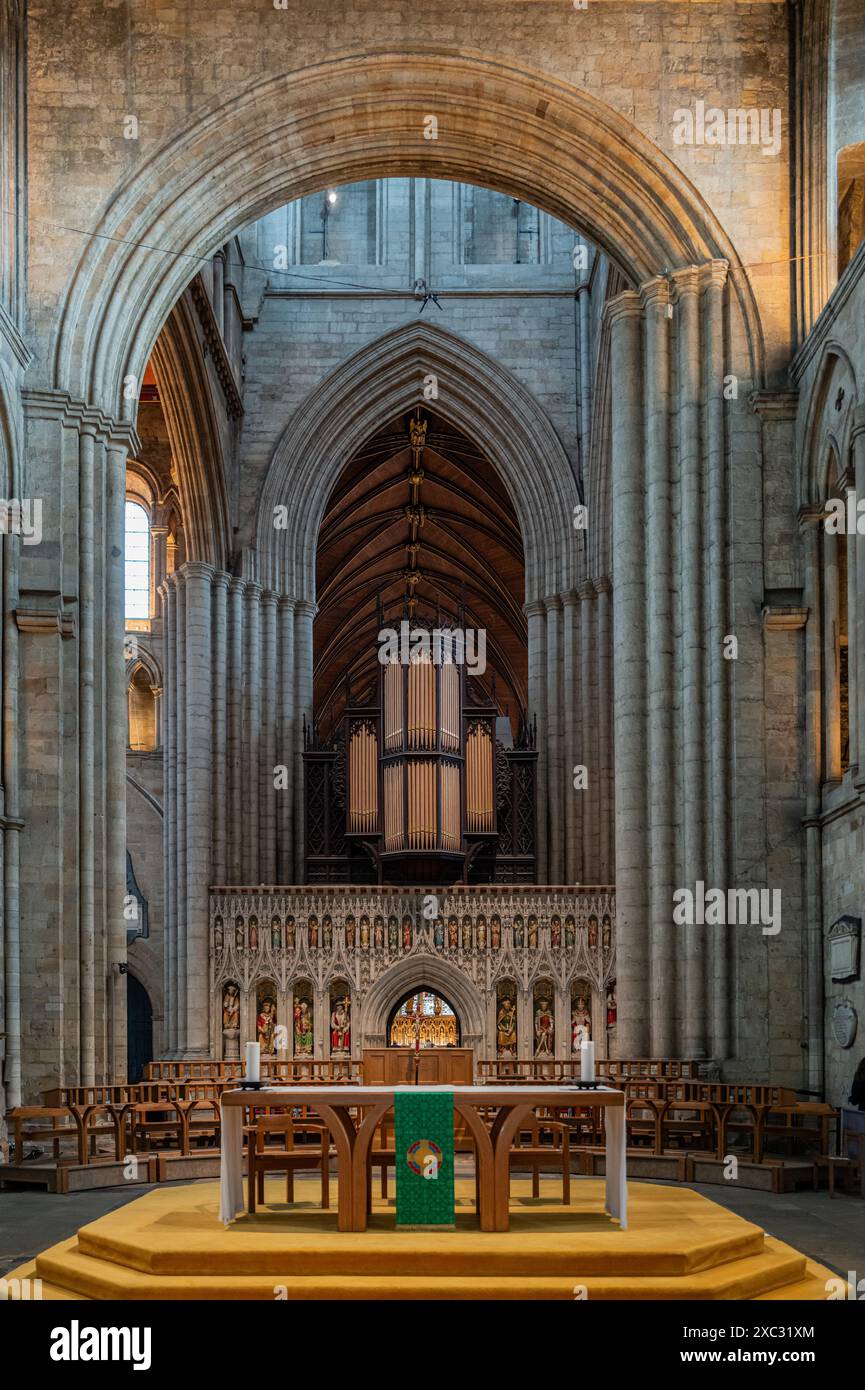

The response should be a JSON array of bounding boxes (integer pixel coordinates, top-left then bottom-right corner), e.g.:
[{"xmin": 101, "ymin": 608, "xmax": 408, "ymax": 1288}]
[
  {"xmin": 580, "ymin": 1041, "xmax": 595, "ymax": 1083},
  {"xmin": 245, "ymin": 1041, "xmax": 261, "ymax": 1084}
]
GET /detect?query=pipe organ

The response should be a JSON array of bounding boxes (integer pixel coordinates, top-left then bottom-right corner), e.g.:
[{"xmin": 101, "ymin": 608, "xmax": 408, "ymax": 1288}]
[{"xmin": 303, "ymin": 629, "xmax": 537, "ymax": 884}]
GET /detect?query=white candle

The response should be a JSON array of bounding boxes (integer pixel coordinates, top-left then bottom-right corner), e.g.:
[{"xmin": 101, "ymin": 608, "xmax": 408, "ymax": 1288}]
[
  {"xmin": 580, "ymin": 1041, "xmax": 595, "ymax": 1083},
  {"xmin": 245, "ymin": 1041, "xmax": 261, "ymax": 1083}
]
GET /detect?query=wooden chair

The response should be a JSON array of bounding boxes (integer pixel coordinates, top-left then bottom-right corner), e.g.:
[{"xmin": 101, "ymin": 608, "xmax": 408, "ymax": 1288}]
[
  {"xmin": 814, "ymin": 1108, "xmax": 865, "ymax": 1198},
  {"xmin": 508, "ymin": 1116, "xmax": 570, "ymax": 1203},
  {"xmin": 247, "ymin": 1114, "xmax": 332, "ymax": 1214},
  {"xmin": 368, "ymin": 1116, "xmax": 396, "ymax": 1205}
]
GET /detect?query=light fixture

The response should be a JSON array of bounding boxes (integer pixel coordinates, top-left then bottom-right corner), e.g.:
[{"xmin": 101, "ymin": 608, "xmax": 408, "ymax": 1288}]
[{"xmin": 327, "ymin": 189, "xmax": 338, "ymax": 205}]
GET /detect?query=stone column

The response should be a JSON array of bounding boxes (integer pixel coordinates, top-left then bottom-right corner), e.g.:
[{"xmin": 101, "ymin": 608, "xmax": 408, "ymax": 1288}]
[
  {"xmin": 161, "ymin": 577, "xmax": 177, "ymax": 1054},
  {"xmin": 577, "ymin": 281, "xmax": 593, "ymax": 464},
  {"xmin": 674, "ymin": 268, "xmax": 707, "ymax": 1056},
  {"xmin": 78, "ymin": 425, "xmax": 97, "ymax": 1084},
  {"xmin": 2, "ymin": 524, "xmax": 22, "ymax": 1104},
  {"xmin": 545, "ymin": 595, "xmax": 563, "ymax": 882},
  {"xmin": 801, "ymin": 509, "xmax": 824, "ymax": 1094},
  {"xmin": 260, "ymin": 590, "xmax": 278, "ymax": 884},
  {"xmin": 243, "ymin": 583, "xmax": 262, "ymax": 882},
  {"xmin": 227, "ymin": 579, "xmax": 244, "ymax": 882},
  {"xmin": 595, "ymin": 579, "xmax": 613, "ymax": 885},
  {"xmin": 561, "ymin": 590, "xmax": 581, "ymax": 883},
  {"xmin": 149, "ymin": 525, "xmax": 168, "ymax": 619},
  {"xmin": 853, "ymin": 406, "xmax": 865, "ymax": 780},
  {"xmin": 293, "ymin": 600, "xmax": 316, "ymax": 882},
  {"xmin": 578, "ymin": 582, "xmax": 596, "ymax": 881},
  {"xmin": 174, "ymin": 574, "xmax": 187, "ymax": 1048},
  {"xmin": 278, "ymin": 597, "xmax": 295, "ymax": 883},
  {"xmin": 105, "ymin": 440, "xmax": 128, "ymax": 1080},
  {"xmin": 183, "ymin": 562, "xmax": 215, "ymax": 1055},
  {"xmin": 607, "ymin": 291, "xmax": 648, "ymax": 1054},
  {"xmin": 822, "ymin": 522, "xmax": 841, "ymax": 780},
  {"xmin": 704, "ymin": 263, "xmax": 731, "ymax": 1062},
  {"xmin": 642, "ymin": 277, "xmax": 676, "ymax": 1056},
  {"xmin": 845, "ymin": 478, "xmax": 857, "ymax": 771},
  {"xmin": 525, "ymin": 599, "xmax": 548, "ymax": 882},
  {"xmin": 211, "ymin": 573, "xmax": 229, "ymax": 883},
  {"xmin": 212, "ymin": 250, "xmax": 225, "ymax": 336}
]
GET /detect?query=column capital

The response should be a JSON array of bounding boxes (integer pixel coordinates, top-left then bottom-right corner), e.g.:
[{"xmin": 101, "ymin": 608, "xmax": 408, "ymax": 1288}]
[
  {"xmin": 181, "ymin": 560, "xmax": 217, "ymax": 584},
  {"xmin": 260, "ymin": 588, "xmax": 279, "ymax": 609},
  {"xmin": 294, "ymin": 598, "xmax": 317, "ymax": 620},
  {"xmin": 594, "ymin": 575, "xmax": 613, "ymax": 594},
  {"xmin": 602, "ymin": 288, "xmax": 643, "ymax": 332},
  {"xmin": 543, "ymin": 594, "xmax": 562, "ymax": 613},
  {"xmin": 577, "ymin": 580, "xmax": 595, "ymax": 601},
  {"xmin": 278, "ymin": 595, "xmax": 297, "ymax": 614},
  {"xmin": 560, "ymin": 589, "xmax": 580, "ymax": 609},
  {"xmin": 211, "ymin": 570, "xmax": 232, "ymax": 590},
  {"xmin": 243, "ymin": 580, "xmax": 264, "ymax": 600},
  {"xmin": 639, "ymin": 274, "xmax": 672, "ymax": 311},
  {"xmin": 749, "ymin": 389, "xmax": 798, "ymax": 421},
  {"xmin": 523, "ymin": 599, "xmax": 547, "ymax": 620}
]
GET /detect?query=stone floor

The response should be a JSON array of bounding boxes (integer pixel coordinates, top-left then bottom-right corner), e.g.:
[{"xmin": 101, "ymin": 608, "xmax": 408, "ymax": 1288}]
[{"xmin": 1, "ymin": 1174, "xmax": 863, "ymax": 1283}]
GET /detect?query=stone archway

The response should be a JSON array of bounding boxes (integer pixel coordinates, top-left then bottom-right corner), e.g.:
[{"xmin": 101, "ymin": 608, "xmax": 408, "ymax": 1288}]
[
  {"xmin": 360, "ymin": 956, "xmax": 486, "ymax": 1051},
  {"xmin": 51, "ymin": 48, "xmax": 765, "ymax": 418}
]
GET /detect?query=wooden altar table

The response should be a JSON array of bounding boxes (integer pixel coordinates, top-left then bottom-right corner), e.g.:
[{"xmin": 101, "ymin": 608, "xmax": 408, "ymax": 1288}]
[{"xmin": 219, "ymin": 1084, "xmax": 627, "ymax": 1233}]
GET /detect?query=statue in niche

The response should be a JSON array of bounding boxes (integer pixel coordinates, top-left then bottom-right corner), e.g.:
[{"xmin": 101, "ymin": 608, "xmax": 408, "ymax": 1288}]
[
  {"xmin": 308, "ymin": 916, "xmax": 318, "ymax": 948},
  {"xmin": 323, "ymin": 916, "xmax": 333, "ymax": 950},
  {"xmin": 248, "ymin": 917, "xmax": 259, "ymax": 951},
  {"xmin": 571, "ymin": 990, "xmax": 592, "ymax": 1053},
  {"xmin": 221, "ymin": 982, "xmax": 240, "ymax": 1061},
  {"xmin": 447, "ymin": 916, "xmax": 458, "ymax": 949},
  {"xmin": 513, "ymin": 916, "xmax": 525, "ymax": 948},
  {"xmin": 461, "ymin": 916, "xmax": 473, "ymax": 951},
  {"xmin": 528, "ymin": 916, "xmax": 538, "ymax": 949},
  {"xmin": 496, "ymin": 992, "xmax": 517, "ymax": 1057},
  {"xmin": 602, "ymin": 913, "xmax": 612, "ymax": 953},
  {"xmin": 294, "ymin": 993, "xmax": 314, "ymax": 1057},
  {"xmin": 330, "ymin": 994, "xmax": 351, "ymax": 1055},
  {"xmin": 491, "ymin": 915, "xmax": 501, "ymax": 949},
  {"xmin": 286, "ymin": 916, "xmax": 295, "ymax": 949},
  {"xmin": 477, "ymin": 916, "xmax": 487, "ymax": 949},
  {"xmin": 606, "ymin": 983, "xmax": 617, "ymax": 1029},
  {"xmin": 214, "ymin": 916, "xmax": 224, "ymax": 950},
  {"xmin": 345, "ymin": 916, "xmax": 355, "ymax": 949},
  {"xmin": 402, "ymin": 915, "xmax": 413, "ymax": 951},
  {"xmin": 234, "ymin": 917, "xmax": 245, "ymax": 949},
  {"xmin": 588, "ymin": 914, "xmax": 599, "ymax": 949},
  {"xmin": 434, "ymin": 918, "xmax": 445, "ymax": 949},
  {"xmin": 271, "ymin": 917, "xmax": 282, "ymax": 950},
  {"xmin": 257, "ymin": 992, "xmax": 277, "ymax": 1053},
  {"xmin": 551, "ymin": 916, "xmax": 562, "ymax": 949},
  {"xmin": 388, "ymin": 916, "xmax": 399, "ymax": 952},
  {"xmin": 534, "ymin": 995, "xmax": 554, "ymax": 1056},
  {"xmin": 360, "ymin": 916, "xmax": 370, "ymax": 951},
  {"xmin": 374, "ymin": 915, "xmax": 384, "ymax": 949},
  {"xmin": 565, "ymin": 915, "xmax": 576, "ymax": 949}
]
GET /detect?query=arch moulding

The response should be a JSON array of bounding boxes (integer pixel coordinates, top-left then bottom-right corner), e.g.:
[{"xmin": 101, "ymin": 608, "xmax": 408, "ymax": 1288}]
[
  {"xmin": 359, "ymin": 955, "xmax": 486, "ymax": 1043},
  {"xmin": 52, "ymin": 47, "xmax": 765, "ymax": 420}
]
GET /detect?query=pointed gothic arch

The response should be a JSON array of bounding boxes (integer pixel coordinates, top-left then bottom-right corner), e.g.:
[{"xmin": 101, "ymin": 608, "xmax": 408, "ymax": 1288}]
[{"xmin": 256, "ymin": 318, "xmax": 578, "ymax": 604}]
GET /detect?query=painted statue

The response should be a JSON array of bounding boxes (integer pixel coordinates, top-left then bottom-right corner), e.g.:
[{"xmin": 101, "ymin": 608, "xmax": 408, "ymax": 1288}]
[
  {"xmin": 374, "ymin": 916, "xmax": 384, "ymax": 949},
  {"xmin": 447, "ymin": 917, "xmax": 458, "ymax": 949},
  {"xmin": 564, "ymin": 915, "xmax": 576, "ymax": 949},
  {"xmin": 571, "ymin": 992, "xmax": 592, "ymax": 1053},
  {"xmin": 286, "ymin": 916, "xmax": 296, "ymax": 949},
  {"xmin": 308, "ymin": 916, "xmax": 318, "ymax": 948},
  {"xmin": 497, "ymin": 994, "xmax": 517, "ymax": 1056},
  {"xmin": 271, "ymin": 917, "xmax": 282, "ymax": 950},
  {"xmin": 330, "ymin": 996, "xmax": 351, "ymax": 1055},
  {"xmin": 461, "ymin": 916, "xmax": 472, "ymax": 951},
  {"xmin": 388, "ymin": 916, "xmax": 399, "ymax": 952},
  {"xmin": 234, "ymin": 916, "xmax": 244, "ymax": 948},
  {"xmin": 294, "ymin": 996, "xmax": 314, "ymax": 1057},
  {"xmin": 213, "ymin": 916, "xmax": 224, "ymax": 949},
  {"xmin": 534, "ymin": 996, "xmax": 554, "ymax": 1056},
  {"xmin": 402, "ymin": 915, "xmax": 413, "ymax": 951},
  {"xmin": 434, "ymin": 918, "xmax": 445, "ymax": 949},
  {"xmin": 248, "ymin": 917, "xmax": 259, "ymax": 950},
  {"xmin": 345, "ymin": 915, "xmax": 355, "ymax": 948},
  {"xmin": 587, "ymin": 914, "xmax": 599, "ymax": 949},
  {"xmin": 323, "ymin": 916, "xmax": 333, "ymax": 950},
  {"xmin": 513, "ymin": 916, "xmax": 525, "ymax": 948},
  {"xmin": 606, "ymin": 984, "xmax": 617, "ymax": 1029},
  {"xmin": 528, "ymin": 916, "xmax": 538, "ymax": 949},
  {"xmin": 490, "ymin": 916, "xmax": 501, "ymax": 949},
  {"xmin": 602, "ymin": 913, "xmax": 612, "ymax": 952},
  {"xmin": 360, "ymin": 916, "xmax": 370, "ymax": 951},
  {"xmin": 257, "ymin": 996, "xmax": 277, "ymax": 1053},
  {"xmin": 477, "ymin": 916, "xmax": 487, "ymax": 949},
  {"xmin": 551, "ymin": 916, "xmax": 561, "ymax": 948},
  {"xmin": 222, "ymin": 983, "xmax": 240, "ymax": 1032}
]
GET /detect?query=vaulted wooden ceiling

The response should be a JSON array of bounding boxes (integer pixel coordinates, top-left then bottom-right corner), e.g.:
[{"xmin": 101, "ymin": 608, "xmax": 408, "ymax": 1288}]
[{"xmin": 314, "ymin": 409, "xmax": 527, "ymax": 735}]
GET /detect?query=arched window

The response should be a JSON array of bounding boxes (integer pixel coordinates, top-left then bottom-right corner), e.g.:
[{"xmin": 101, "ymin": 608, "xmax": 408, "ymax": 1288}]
[
  {"xmin": 127, "ymin": 664, "xmax": 158, "ymax": 752},
  {"xmin": 125, "ymin": 500, "xmax": 151, "ymax": 625}
]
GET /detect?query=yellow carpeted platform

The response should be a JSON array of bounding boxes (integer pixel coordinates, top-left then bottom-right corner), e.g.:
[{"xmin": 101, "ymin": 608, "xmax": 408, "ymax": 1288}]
[{"xmin": 8, "ymin": 1177, "xmax": 840, "ymax": 1300}]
